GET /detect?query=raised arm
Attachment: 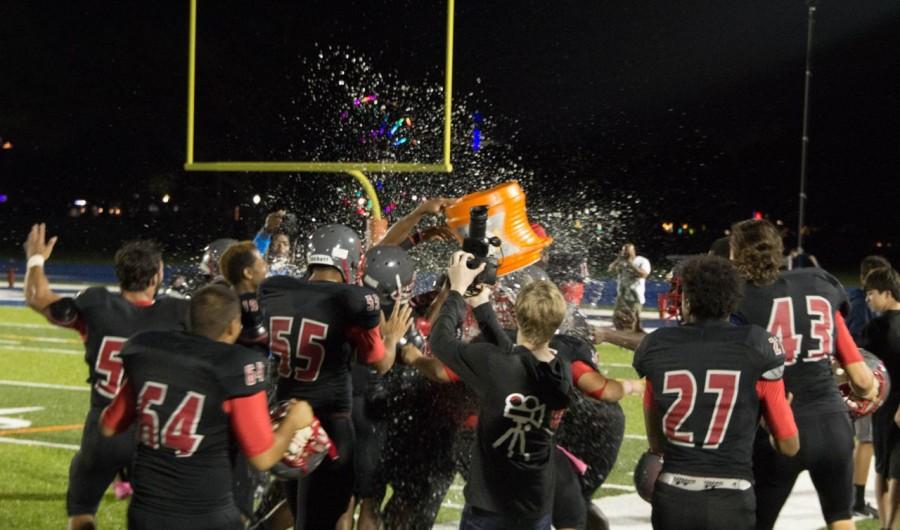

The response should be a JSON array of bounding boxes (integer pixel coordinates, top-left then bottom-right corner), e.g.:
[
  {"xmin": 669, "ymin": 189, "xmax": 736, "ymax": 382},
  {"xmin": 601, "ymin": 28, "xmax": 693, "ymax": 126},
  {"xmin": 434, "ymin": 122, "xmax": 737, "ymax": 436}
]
[
  {"xmin": 23, "ymin": 223, "xmax": 62, "ymax": 313},
  {"xmin": 379, "ymin": 198, "xmax": 456, "ymax": 247}
]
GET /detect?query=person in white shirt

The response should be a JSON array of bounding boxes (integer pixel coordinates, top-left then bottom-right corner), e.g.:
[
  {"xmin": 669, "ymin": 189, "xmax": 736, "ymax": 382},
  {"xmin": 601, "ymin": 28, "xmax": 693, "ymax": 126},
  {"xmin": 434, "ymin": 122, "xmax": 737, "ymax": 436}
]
[{"xmin": 608, "ymin": 243, "xmax": 651, "ymax": 331}]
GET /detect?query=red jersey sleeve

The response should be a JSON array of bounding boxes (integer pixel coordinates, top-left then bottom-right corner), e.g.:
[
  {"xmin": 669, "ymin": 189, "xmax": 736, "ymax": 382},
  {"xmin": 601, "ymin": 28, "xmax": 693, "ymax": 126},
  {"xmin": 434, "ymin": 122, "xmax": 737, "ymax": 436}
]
[
  {"xmin": 347, "ymin": 325, "xmax": 386, "ymax": 365},
  {"xmin": 224, "ymin": 391, "xmax": 274, "ymax": 459},
  {"xmin": 444, "ymin": 365, "xmax": 461, "ymax": 383},
  {"xmin": 100, "ymin": 378, "xmax": 136, "ymax": 434},
  {"xmin": 571, "ymin": 360, "xmax": 609, "ymax": 400},
  {"xmin": 833, "ymin": 312, "xmax": 864, "ymax": 366},
  {"xmin": 756, "ymin": 379, "xmax": 798, "ymax": 440}
]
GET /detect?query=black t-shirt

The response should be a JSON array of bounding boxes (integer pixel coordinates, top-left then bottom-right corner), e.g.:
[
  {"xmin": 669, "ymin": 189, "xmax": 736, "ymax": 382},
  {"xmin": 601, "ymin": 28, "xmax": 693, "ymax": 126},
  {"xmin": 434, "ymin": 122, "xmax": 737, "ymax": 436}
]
[
  {"xmin": 633, "ymin": 320, "xmax": 784, "ymax": 480},
  {"xmin": 259, "ymin": 276, "xmax": 381, "ymax": 413},
  {"xmin": 861, "ymin": 310, "xmax": 900, "ymax": 439},
  {"xmin": 733, "ymin": 268, "xmax": 849, "ymax": 417},
  {"xmin": 121, "ymin": 331, "xmax": 267, "ymax": 516},
  {"xmin": 51, "ymin": 287, "xmax": 190, "ymax": 409},
  {"xmin": 430, "ymin": 291, "xmax": 572, "ymax": 517}
]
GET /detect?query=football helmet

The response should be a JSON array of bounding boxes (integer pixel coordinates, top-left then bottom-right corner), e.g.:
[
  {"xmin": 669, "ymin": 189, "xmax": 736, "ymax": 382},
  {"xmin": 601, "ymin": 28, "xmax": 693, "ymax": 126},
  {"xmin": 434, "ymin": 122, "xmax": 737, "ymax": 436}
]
[
  {"xmin": 361, "ymin": 245, "xmax": 416, "ymax": 307},
  {"xmin": 634, "ymin": 451, "xmax": 664, "ymax": 503},
  {"xmin": 839, "ymin": 348, "xmax": 890, "ymax": 418},
  {"xmin": 306, "ymin": 224, "xmax": 363, "ymax": 284},
  {"xmin": 269, "ymin": 402, "xmax": 338, "ymax": 480}
]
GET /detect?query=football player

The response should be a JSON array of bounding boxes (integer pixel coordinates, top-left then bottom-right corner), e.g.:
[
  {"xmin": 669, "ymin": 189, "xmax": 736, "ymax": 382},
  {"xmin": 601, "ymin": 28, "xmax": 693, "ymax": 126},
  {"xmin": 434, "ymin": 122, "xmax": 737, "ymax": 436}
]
[
  {"xmin": 730, "ymin": 219, "xmax": 877, "ymax": 530},
  {"xmin": 22, "ymin": 223, "xmax": 190, "ymax": 530},
  {"xmin": 99, "ymin": 285, "xmax": 316, "ymax": 530},
  {"xmin": 219, "ymin": 241, "xmax": 270, "ymax": 351},
  {"xmin": 259, "ymin": 224, "xmax": 401, "ymax": 530},
  {"xmin": 858, "ymin": 267, "xmax": 900, "ymax": 529},
  {"xmin": 634, "ymin": 255, "xmax": 799, "ymax": 530}
]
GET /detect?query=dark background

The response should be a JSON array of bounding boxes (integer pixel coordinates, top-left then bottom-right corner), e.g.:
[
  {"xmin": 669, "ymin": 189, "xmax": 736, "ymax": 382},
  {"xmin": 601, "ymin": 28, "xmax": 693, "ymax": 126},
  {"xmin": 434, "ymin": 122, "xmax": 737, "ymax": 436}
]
[{"xmin": 1, "ymin": 1, "xmax": 898, "ymax": 272}]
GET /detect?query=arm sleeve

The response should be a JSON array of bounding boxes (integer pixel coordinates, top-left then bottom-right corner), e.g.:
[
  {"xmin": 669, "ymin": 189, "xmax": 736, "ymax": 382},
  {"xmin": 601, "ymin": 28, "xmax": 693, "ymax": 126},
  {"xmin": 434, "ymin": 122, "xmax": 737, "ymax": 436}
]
[
  {"xmin": 429, "ymin": 291, "xmax": 492, "ymax": 390},
  {"xmin": 225, "ymin": 392, "xmax": 275, "ymax": 459},
  {"xmin": 472, "ymin": 302, "xmax": 512, "ymax": 350},
  {"xmin": 348, "ymin": 325, "xmax": 386, "ymax": 365},
  {"xmin": 443, "ymin": 365, "xmax": 461, "ymax": 382},
  {"xmin": 253, "ymin": 231, "xmax": 271, "ymax": 256},
  {"xmin": 100, "ymin": 378, "xmax": 136, "ymax": 434},
  {"xmin": 46, "ymin": 297, "xmax": 87, "ymax": 338},
  {"xmin": 642, "ymin": 378, "xmax": 655, "ymax": 411},
  {"xmin": 756, "ymin": 379, "xmax": 798, "ymax": 440},
  {"xmin": 834, "ymin": 312, "xmax": 864, "ymax": 366}
]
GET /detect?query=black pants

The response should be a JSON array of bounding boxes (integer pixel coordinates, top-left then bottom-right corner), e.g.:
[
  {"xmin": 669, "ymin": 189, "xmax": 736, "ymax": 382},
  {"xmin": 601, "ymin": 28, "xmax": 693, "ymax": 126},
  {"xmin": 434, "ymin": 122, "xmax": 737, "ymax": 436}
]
[
  {"xmin": 128, "ymin": 504, "xmax": 243, "ymax": 530},
  {"xmin": 284, "ymin": 414, "xmax": 355, "ymax": 530},
  {"xmin": 552, "ymin": 448, "xmax": 587, "ymax": 530},
  {"xmin": 753, "ymin": 411, "xmax": 854, "ymax": 528},
  {"xmin": 651, "ymin": 482, "xmax": 755, "ymax": 530},
  {"xmin": 67, "ymin": 407, "xmax": 136, "ymax": 516}
]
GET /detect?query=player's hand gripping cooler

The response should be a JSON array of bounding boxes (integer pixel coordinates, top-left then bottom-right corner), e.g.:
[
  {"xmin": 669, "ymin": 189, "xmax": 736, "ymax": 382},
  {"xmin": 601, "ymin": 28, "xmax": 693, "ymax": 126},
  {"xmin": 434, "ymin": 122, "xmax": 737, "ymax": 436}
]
[
  {"xmin": 633, "ymin": 451, "xmax": 664, "ymax": 503},
  {"xmin": 836, "ymin": 348, "xmax": 890, "ymax": 418},
  {"xmin": 269, "ymin": 401, "xmax": 339, "ymax": 480}
]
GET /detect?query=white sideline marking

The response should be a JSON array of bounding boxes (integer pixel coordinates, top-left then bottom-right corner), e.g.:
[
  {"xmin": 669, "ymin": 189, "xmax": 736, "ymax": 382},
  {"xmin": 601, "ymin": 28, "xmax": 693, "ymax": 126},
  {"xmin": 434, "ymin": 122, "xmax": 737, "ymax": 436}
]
[
  {"xmin": 0, "ymin": 380, "xmax": 89, "ymax": 392},
  {"xmin": 0, "ymin": 335, "xmax": 81, "ymax": 344},
  {"xmin": 0, "ymin": 322, "xmax": 56, "ymax": 330},
  {"xmin": 0, "ymin": 345, "xmax": 81, "ymax": 356},
  {"xmin": 0, "ymin": 437, "xmax": 79, "ymax": 451},
  {"xmin": 624, "ymin": 434, "xmax": 644, "ymax": 440},
  {"xmin": 601, "ymin": 483, "xmax": 635, "ymax": 492},
  {"xmin": 0, "ymin": 406, "xmax": 44, "ymax": 429}
]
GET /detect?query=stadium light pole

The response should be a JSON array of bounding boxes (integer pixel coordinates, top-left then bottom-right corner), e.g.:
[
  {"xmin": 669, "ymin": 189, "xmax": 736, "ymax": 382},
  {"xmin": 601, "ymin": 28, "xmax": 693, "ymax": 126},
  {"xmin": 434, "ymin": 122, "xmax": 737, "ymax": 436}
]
[{"xmin": 796, "ymin": 0, "xmax": 816, "ymax": 253}]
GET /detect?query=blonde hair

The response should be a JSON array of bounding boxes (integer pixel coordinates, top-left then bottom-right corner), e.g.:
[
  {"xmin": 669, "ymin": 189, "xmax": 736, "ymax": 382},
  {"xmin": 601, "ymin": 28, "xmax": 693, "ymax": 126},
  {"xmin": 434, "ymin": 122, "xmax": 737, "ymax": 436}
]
[{"xmin": 515, "ymin": 280, "xmax": 567, "ymax": 344}]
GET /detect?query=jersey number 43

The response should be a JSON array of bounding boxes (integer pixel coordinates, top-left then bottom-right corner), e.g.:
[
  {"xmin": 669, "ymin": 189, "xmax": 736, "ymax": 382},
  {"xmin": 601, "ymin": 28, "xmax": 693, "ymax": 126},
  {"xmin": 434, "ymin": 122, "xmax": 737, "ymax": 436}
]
[
  {"xmin": 766, "ymin": 296, "xmax": 833, "ymax": 366},
  {"xmin": 269, "ymin": 317, "xmax": 329, "ymax": 382}
]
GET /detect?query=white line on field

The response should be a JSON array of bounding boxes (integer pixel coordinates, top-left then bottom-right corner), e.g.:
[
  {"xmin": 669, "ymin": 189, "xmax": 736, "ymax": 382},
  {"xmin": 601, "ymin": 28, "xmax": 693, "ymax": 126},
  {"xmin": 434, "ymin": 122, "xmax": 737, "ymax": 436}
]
[
  {"xmin": 624, "ymin": 434, "xmax": 644, "ymax": 440},
  {"xmin": 0, "ymin": 380, "xmax": 89, "ymax": 391},
  {"xmin": 441, "ymin": 502, "xmax": 464, "ymax": 510},
  {"xmin": 0, "ymin": 322, "xmax": 56, "ymax": 330},
  {"xmin": 0, "ymin": 345, "xmax": 81, "ymax": 356},
  {"xmin": 0, "ymin": 437, "xmax": 79, "ymax": 451},
  {"xmin": 0, "ymin": 335, "xmax": 81, "ymax": 344},
  {"xmin": 601, "ymin": 484, "xmax": 635, "ymax": 491},
  {"xmin": 600, "ymin": 363, "xmax": 633, "ymax": 368}
]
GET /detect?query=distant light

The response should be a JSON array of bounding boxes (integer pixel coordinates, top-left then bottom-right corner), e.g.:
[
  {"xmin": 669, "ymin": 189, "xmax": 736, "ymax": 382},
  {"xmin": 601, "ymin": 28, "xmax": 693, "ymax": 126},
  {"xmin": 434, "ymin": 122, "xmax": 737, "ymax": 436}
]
[
  {"xmin": 753, "ymin": 210, "xmax": 763, "ymax": 220},
  {"xmin": 161, "ymin": 194, "xmax": 170, "ymax": 204},
  {"xmin": 2, "ymin": 141, "xmax": 11, "ymax": 150},
  {"xmin": 252, "ymin": 194, "xmax": 261, "ymax": 205},
  {"xmin": 0, "ymin": 194, "xmax": 7, "ymax": 203},
  {"xmin": 97, "ymin": 207, "xmax": 104, "ymax": 214},
  {"xmin": 411, "ymin": 195, "xmax": 418, "ymax": 201},
  {"xmin": 74, "ymin": 199, "xmax": 87, "ymax": 207}
]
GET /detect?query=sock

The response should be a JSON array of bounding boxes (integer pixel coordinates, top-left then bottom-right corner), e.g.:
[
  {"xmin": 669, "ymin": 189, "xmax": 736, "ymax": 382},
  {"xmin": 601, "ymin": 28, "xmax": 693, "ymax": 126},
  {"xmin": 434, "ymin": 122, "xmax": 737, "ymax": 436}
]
[{"xmin": 854, "ymin": 484, "xmax": 865, "ymax": 507}]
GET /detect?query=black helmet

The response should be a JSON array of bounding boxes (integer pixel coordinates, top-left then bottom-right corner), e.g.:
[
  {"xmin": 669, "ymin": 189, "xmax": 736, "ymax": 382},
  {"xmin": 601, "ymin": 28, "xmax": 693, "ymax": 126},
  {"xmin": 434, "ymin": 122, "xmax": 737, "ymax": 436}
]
[
  {"xmin": 199, "ymin": 238, "xmax": 238, "ymax": 277},
  {"xmin": 306, "ymin": 224, "xmax": 363, "ymax": 284},
  {"xmin": 361, "ymin": 245, "xmax": 416, "ymax": 307}
]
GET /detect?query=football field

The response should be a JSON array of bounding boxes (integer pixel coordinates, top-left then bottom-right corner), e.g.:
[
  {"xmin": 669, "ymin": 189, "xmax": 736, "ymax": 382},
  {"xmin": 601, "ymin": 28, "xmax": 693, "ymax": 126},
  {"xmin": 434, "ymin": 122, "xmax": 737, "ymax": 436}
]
[{"xmin": 0, "ymin": 305, "xmax": 648, "ymax": 529}]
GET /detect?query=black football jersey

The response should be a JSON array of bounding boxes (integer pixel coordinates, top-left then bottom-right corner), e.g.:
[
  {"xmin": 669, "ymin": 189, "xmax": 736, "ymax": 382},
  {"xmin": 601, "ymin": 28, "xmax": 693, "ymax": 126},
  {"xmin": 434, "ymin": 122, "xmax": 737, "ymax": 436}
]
[
  {"xmin": 734, "ymin": 268, "xmax": 849, "ymax": 417},
  {"xmin": 633, "ymin": 321, "xmax": 784, "ymax": 480},
  {"xmin": 259, "ymin": 276, "xmax": 381, "ymax": 413},
  {"xmin": 61, "ymin": 288, "xmax": 190, "ymax": 408},
  {"xmin": 551, "ymin": 333, "xmax": 598, "ymax": 370},
  {"xmin": 121, "ymin": 331, "xmax": 268, "ymax": 516}
]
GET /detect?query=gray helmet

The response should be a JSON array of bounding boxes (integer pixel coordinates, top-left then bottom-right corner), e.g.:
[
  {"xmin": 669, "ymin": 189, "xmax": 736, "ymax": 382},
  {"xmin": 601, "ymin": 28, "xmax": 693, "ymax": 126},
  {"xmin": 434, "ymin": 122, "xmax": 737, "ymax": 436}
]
[
  {"xmin": 199, "ymin": 238, "xmax": 238, "ymax": 276},
  {"xmin": 306, "ymin": 224, "xmax": 363, "ymax": 284},
  {"xmin": 361, "ymin": 245, "xmax": 416, "ymax": 307}
]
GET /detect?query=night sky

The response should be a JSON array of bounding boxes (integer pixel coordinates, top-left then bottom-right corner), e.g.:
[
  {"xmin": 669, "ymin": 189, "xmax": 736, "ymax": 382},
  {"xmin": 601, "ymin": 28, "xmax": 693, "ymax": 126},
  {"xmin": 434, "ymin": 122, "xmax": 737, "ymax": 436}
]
[{"xmin": 1, "ymin": 1, "xmax": 898, "ymax": 268}]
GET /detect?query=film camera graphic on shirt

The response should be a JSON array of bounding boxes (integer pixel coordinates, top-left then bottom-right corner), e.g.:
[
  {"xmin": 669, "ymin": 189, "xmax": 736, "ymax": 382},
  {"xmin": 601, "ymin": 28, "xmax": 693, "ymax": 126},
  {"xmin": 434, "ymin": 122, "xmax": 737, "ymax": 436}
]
[{"xmin": 493, "ymin": 393, "xmax": 546, "ymax": 460}]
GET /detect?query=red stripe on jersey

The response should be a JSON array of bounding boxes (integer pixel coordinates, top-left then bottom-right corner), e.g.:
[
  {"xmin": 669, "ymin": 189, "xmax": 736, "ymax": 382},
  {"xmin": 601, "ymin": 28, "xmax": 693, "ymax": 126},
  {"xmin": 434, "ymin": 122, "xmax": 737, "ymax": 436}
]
[
  {"xmin": 444, "ymin": 365, "xmax": 460, "ymax": 383},
  {"xmin": 570, "ymin": 360, "xmax": 594, "ymax": 385},
  {"xmin": 833, "ymin": 312, "xmax": 864, "ymax": 366},
  {"xmin": 225, "ymin": 392, "xmax": 274, "ymax": 459},
  {"xmin": 100, "ymin": 378, "xmax": 136, "ymax": 434},
  {"xmin": 347, "ymin": 325, "xmax": 386, "ymax": 365},
  {"xmin": 643, "ymin": 379, "xmax": 655, "ymax": 411},
  {"xmin": 756, "ymin": 379, "xmax": 798, "ymax": 440}
]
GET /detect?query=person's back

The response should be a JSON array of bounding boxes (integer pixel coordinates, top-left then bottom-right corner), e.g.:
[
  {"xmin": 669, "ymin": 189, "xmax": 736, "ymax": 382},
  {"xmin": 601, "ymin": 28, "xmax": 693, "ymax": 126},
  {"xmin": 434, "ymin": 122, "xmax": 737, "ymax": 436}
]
[
  {"xmin": 635, "ymin": 322, "xmax": 785, "ymax": 479},
  {"xmin": 118, "ymin": 330, "xmax": 267, "ymax": 526},
  {"xmin": 259, "ymin": 275, "xmax": 383, "ymax": 413},
  {"xmin": 735, "ymin": 267, "xmax": 851, "ymax": 417}
]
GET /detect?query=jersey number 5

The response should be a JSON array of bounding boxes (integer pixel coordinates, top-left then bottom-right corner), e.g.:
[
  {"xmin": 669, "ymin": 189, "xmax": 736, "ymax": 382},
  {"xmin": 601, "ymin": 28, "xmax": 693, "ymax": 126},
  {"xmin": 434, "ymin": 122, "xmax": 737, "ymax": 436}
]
[
  {"xmin": 766, "ymin": 296, "xmax": 833, "ymax": 366},
  {"xmin": 662, "ymin": 370, "xmax": 740, "ymax": 449},
  {"xmin": 137, "ymin": 382, "xmax": 206, "ymax": 457},
  {"xmin": 269, "ymin": 317, "xmax": 329, "ymax": 382},
  {"xmin": 94, "ymin": 336, "xmax": 127, "ymax": 399}
]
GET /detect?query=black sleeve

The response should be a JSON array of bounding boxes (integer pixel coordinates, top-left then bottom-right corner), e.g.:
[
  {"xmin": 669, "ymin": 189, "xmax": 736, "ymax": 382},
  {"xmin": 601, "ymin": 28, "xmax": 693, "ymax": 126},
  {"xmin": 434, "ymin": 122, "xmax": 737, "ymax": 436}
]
[
  {"xmin": 472, "ymin": 302, "xmax": 513, "ymax": 350},
  {"xmin": 47, "ymin": 297, "xmax": 81, "ymax": 327},
  {"xmin": 428, "ymin": 291, "xmax": 494, "ymax": 393},
  {"xmin": 347, "ymin": 286, "xmax": 382, "ymax": 330},
  {"xmin": 218, "ymin": 345, "xmax": 270, "ymax": 398}
]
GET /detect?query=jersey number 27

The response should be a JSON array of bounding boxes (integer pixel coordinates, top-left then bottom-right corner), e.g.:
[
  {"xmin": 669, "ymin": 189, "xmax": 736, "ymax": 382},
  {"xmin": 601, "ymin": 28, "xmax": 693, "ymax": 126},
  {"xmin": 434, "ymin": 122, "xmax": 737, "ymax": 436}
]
[{"xmin": 662, "ymin": 370, "xmax": 740, "ymax": 449}]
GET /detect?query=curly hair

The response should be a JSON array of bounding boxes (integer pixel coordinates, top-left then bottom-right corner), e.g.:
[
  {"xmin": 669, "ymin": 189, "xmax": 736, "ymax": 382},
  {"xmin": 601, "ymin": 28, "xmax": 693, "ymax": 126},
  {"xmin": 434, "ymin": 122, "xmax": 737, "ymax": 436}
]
[
  {"xmin": 730, "ymin": 219, "xmax": 783, "ymax": 286},
  {"xmin": 863, "ymin": 267, "xmax": 900, "ymax": 301},
  {"xmin": 680, "ymin": 255, "xmax": 743, "ymax": 321},
  {"xmin": 114, "ymin": 240, "xmax": 163, "ymax": 292},
  {"xmin": 219, "ymin": 240, "xmax": 260, "ymax": 286}
]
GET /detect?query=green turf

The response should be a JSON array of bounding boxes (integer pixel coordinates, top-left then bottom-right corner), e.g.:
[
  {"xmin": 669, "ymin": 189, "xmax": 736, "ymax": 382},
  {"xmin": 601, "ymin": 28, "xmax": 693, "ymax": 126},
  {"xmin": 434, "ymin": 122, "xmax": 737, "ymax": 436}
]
[{"xmin": 0, "ymin": 305, "xmax": 646, "ymax": 528}]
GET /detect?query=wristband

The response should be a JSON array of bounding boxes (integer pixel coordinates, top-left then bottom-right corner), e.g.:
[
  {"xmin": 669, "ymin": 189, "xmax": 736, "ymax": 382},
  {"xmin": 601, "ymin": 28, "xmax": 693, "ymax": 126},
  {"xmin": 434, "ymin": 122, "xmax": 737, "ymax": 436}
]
[{"xmin": 27, "ymin": 255, "xmax": 45, "ymax": 269}]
